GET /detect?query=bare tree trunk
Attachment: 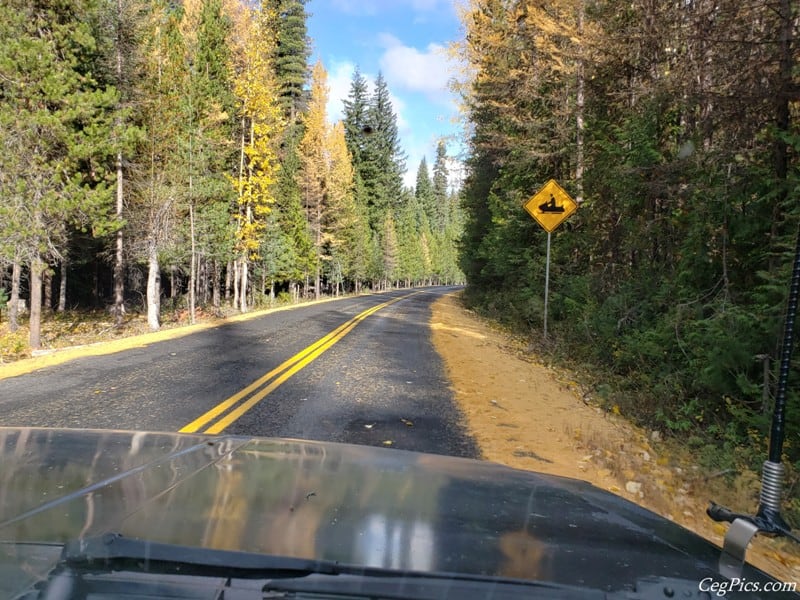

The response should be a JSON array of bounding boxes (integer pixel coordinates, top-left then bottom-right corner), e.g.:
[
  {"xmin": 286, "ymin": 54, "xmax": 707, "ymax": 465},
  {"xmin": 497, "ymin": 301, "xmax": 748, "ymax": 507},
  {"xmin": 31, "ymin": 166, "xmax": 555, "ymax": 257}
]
[
  {"xmin": 188, "ymin": 90, "xmax": 196, "ymax": 324},
  {"xmin": 575, "ymin": 0, "xmax": 585, "ymax": 204},
  {"xmin": 113, "ymin": 0, "xmax": 126, "ymax": 327},
  {"xmin": 233, "ymin": 259, "xmax": 240, "ymax": 309},
  {"xmin": 239, "ymin": 257, "xmax": 248, "ymax": 313},
  {"xmin": 189, "ymin": 201, "xmax": 196, "ymax": 324},
  {"xmin": 42, "ymin": 267, "xmax": 52, "ymax": 313},
  {"xmin": 146, "ymin": 242, "xmax": 160, "ymax": 331},
  {"xmin": 212, "ymin": 259, "xmax": 221, "ymax": 310},
  {"xmin": 261, "ymin": 265, "xmax": 266, "ymax": 304},
  {"xmin": 315, "ymin": 201, "xmax": 321, "ymax": 301},
  {"xmin": 29, "ymin": 256, "xmax": 43, "ymax": 349},
  {"xmin": 113, "ymin": 154, "xmax": 125, "ymax": 326},
  {"xmin": 58, "ymin": 257, "xmax": 67, "ymax": 312},
  {"xmin": 9, "ymin": 259, "xmax": 21, "ymax": 332}
]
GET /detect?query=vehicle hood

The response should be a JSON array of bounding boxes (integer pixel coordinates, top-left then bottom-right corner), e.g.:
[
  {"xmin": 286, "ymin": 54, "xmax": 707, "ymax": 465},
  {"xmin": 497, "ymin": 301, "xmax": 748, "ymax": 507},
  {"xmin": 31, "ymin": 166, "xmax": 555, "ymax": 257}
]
[{"xmin": 0, "ymin": 427, "xmax": 772, "ymax": 595}]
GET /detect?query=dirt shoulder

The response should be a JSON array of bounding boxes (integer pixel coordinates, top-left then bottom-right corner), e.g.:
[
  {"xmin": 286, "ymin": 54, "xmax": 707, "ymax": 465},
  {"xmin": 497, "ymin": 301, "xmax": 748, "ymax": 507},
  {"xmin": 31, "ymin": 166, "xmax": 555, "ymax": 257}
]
[{"xmin": 430, "ymin": 291, "xmax": 799, "ymax": 582}]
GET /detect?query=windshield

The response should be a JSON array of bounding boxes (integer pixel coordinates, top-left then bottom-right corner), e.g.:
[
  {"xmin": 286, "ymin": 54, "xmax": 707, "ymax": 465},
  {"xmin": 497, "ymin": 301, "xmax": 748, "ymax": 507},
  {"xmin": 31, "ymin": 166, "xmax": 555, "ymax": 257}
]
[{"xmin": 0, "ymin": 0, "xmax": 798, "ymax": 598}]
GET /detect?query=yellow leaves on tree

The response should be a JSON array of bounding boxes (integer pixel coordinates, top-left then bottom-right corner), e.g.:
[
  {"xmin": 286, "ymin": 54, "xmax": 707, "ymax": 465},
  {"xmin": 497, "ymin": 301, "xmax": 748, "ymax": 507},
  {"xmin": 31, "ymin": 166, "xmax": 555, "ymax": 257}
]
[
  {"xmin": 298, "ymin": 60, "xmax": 329, "ymax": 220},
  {"xmin": 231, "ymin": 6, "xmax": 283, "ymax": 260},
  {"xmin": 297, "ymin": 61, "xmax": 360, "ymax": 296}
]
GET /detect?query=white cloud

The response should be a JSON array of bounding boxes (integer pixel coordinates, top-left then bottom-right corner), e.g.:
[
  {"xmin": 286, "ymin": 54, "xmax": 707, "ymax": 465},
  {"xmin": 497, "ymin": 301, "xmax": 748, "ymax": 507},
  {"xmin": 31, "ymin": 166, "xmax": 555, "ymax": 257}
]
[
  {"xmin": 326, "ymin": 60, "xmax": 356, "ymax": 124},
  {"xmin": 377, "ymin": 34, "xmax": 454, "ymax": 105}
]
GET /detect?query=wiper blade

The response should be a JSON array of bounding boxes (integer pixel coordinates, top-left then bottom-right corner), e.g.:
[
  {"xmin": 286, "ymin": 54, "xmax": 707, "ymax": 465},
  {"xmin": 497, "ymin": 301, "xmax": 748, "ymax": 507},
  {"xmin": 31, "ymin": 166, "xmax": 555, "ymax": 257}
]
[
  {"xmin": 58, "ymin": 535, "xmax": 728, "ymax": 600},
  {"xmin": 63, "ymin": 532, "xmax": 336, "ymax": 579},
  {"xmin": 57, "ymin": 533, "xmax": 603, "ymax": 599}
]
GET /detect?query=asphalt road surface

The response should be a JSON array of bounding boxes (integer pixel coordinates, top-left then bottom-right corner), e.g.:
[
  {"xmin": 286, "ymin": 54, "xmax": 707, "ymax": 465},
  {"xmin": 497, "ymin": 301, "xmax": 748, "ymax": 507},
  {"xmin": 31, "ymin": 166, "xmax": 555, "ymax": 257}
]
[{"xmin": 0, "ymin": 287, "xmax": 479, "ymax": 458}]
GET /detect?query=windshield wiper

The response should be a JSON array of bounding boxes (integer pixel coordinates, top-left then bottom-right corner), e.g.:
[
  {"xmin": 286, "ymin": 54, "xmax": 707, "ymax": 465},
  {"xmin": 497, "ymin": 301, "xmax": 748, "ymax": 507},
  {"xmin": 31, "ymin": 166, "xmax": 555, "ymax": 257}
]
[
  {"xmin": 62, "ymin": 532, "xmax": 337, "ymax": 579},
  {"xmin": 41, "ymin": 534, "xmax": 717, "ymax": 600}
]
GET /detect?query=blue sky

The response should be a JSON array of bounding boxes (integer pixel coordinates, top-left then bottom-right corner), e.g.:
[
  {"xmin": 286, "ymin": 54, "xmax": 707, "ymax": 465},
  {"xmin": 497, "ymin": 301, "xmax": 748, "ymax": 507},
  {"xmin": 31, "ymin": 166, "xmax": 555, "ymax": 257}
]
[{"xmin": 306, "ymin": 0, "xmax": 465, "ymax": 188}]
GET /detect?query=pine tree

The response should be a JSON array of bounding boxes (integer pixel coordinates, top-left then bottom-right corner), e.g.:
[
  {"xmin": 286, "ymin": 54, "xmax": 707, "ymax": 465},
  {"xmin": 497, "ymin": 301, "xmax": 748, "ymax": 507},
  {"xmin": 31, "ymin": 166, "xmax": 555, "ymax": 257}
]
[
  {"xmin": 185, "ymin": 0, "xmax": 237, "ymax": 319},
  {"xmin": 0, "ymin": 0, "xmax": 120, "ymax": 346},
  {"xmin": 272, "ymin": 0, "xmax": 310, "ymax": 122},
  {"xmin": 432, "ymin": 139, "xmax": 449, "ymax": 232},
  {"xmin": 342, "ymin": 68, "xmax": 370, "ymax": 167},
  {"xmin": 362, "ymin": 73, "xmax": 405, "ymax": 233},
  {"xmin": 415, "ymin": 157, "xmax": 436, "ymax": 229},
  {"xmin": 274, "ymin": 134, "xmax": 315, "ymax": 294},
  {"xmin": 131, "ymin": 0, "xmax": 189, "ymax": 330}
]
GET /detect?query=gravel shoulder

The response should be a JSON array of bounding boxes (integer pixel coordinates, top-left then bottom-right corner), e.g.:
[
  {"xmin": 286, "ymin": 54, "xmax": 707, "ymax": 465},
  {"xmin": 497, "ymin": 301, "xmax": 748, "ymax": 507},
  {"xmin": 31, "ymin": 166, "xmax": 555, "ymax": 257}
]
[{"xmin": 430, "ymin": 291, "xmax": 799, "ymax": 582}]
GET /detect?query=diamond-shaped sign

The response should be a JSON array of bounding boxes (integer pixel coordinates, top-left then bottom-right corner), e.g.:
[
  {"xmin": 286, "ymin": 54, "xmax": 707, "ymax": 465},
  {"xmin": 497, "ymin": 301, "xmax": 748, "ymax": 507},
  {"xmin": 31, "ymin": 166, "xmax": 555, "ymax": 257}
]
[{"xmin": 524, "ymin": 179, "xmax": 577, "ymax": 233}]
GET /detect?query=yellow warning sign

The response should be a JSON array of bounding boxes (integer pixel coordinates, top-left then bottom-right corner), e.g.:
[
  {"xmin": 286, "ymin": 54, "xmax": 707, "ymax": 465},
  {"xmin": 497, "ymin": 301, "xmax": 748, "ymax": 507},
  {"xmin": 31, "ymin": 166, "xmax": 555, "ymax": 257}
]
[{"xmin": 524, "ymin": 179, "xmax": 577, "ymax": 233}]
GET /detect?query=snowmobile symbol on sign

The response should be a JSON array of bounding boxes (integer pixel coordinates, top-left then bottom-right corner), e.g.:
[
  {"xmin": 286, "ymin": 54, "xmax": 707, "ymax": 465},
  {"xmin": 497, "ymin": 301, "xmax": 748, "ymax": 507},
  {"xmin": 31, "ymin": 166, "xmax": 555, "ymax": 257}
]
[{"xmin": 524, "ymin": 179, "xmax": 577, "ymax": 232}]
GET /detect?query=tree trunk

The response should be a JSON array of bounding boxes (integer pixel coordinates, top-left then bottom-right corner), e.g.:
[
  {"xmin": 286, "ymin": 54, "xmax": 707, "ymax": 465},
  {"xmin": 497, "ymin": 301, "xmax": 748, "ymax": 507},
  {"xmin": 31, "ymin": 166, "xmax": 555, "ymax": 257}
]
[
  {"xmin": 146, "ymin": 242, "xmax": 160, "ymax": 331},
  {"xmin": 575, "ymin": 0, "xmax": 585, "ymax": 204},
  {"xmin": 9, "ymin": 259, "xmax": 21, "ymax": 332},
  {"xmin": 239, "ymin": 257, "xmax": 248, "ymax": 313},
  {"xmin": 261, "ymin": 265, "xmax": 266, "ymax": 304},
  {"xmin": 224, "ymin": 260, "xmax": 232, "ymax": 304},
  {"xmin": 113, "ymin": 150, "xmax": 125, "ymax": 326},
  {"xmin": 315, "ymin": 201, "xmax": 321, "ymax": 301},
  {"xmin": 29, "ymin": 256, "xmax": 44, "ymax": 349},
  {"xmin": 42, "ymin": 267, "xmax": 52, "ymax": 313},
  {"xmin": 212, "ymin": 259, "xmax": 221, "ymax": 310},
  {"xmin": 110, "ymin": 0, "xmax": 126, "ymax": 326},
  {"xmin": 58, "ymin": 257, "xmax": 67, "ymax": 312},
  {"xmin": 189, "ymin": 200, "xmax": 196, "ymax": 324},
  {"xmin": 233, "ymin": 259, "xmax": 240, "ymax": 309}
]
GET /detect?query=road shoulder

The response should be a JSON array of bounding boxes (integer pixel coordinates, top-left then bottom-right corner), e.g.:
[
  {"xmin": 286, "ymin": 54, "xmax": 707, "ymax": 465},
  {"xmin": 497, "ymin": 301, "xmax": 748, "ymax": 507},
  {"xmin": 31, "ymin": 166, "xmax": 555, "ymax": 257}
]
[{"xmin": 430, "ymin": 291, "xmax": 799, "ymax": 582}]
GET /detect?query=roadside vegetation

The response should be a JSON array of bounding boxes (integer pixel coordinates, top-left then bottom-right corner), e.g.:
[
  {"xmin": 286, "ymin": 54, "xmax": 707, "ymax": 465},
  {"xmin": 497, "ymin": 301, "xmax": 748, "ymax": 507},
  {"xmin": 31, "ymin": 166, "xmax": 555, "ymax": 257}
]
[{"xmin": 455, "ymin": 0, "xmax": 800, "ymax": 509}]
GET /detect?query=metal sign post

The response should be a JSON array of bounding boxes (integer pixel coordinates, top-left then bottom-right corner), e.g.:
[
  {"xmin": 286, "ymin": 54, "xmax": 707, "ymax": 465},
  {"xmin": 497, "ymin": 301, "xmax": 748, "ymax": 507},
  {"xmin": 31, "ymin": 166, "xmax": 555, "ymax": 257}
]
[
  {"xmin": 544, "ymin": 231, "xmax": 551, "ymax": 338},
  {"xmin": 523, "ymin": 179, "xmax": 577, "ymax": 339}
]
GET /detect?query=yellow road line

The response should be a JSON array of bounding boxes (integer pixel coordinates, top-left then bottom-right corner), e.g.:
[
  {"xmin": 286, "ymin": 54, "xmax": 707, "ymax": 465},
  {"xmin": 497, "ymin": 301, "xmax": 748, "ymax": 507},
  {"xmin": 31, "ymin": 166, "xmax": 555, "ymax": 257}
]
[{"xmin": 180, "ymin": 292, "xmax": 419, "ymax": 434}]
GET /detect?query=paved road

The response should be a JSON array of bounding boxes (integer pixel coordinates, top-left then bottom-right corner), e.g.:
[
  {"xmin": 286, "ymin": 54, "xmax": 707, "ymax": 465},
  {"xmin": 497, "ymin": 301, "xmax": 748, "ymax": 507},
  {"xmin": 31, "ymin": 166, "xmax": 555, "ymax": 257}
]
[{"xmin": 0, "ymin": 287, "xmax": 479, "ymax": 458}]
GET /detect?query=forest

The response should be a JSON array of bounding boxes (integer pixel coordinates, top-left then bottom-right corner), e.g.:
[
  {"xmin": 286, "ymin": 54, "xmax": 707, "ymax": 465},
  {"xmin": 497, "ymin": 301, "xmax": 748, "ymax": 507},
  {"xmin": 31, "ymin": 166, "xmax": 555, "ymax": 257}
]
[
  {"xmin": 456, "ymin": 0, "xmax": 800, "ymax": 489},
  {"xmin": 0, "ymin": 0, "xmax": 463, "ymax": 350}
]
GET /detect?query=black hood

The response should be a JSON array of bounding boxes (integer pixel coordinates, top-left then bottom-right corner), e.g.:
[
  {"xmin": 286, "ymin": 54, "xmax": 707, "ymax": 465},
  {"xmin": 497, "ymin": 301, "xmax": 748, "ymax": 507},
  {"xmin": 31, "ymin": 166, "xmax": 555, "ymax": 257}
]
[{"xmin": 0, "ymin": 427, "xmax": 782, "ymax": 597}]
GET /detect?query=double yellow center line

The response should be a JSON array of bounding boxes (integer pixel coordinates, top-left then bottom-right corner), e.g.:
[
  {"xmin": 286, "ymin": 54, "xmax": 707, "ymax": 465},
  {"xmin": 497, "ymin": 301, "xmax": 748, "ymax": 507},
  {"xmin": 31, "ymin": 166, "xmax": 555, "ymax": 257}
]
[{"xmin": 179, "ymin": 292, "xmax": 419, "ymax": 434}]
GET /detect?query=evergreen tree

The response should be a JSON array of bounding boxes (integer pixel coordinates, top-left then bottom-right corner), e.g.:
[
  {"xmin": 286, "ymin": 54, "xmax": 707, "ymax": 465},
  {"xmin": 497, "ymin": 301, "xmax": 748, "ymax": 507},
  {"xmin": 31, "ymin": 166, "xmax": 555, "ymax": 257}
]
[
  {"xmin": 272, "ymin": 0, "xmax": 310, "ymax": 122},
  {"xmin": 415, "ymin": 157, "xmax": 436, "ymax": 229},
  {"xmin": 131, "ymin": 0, "xmax": 189, "ymax": 330},
  {"xmin": 362, "ymin": 73, "xmax": 405, "ymax": 233},
  {"xmin": 274, "ymin": 133, "xmax": 315, "ymax": 293},
  {"xmin": 342, "ymin": 67, "xmax": 370, "ymax": 167},
  {"xmin": 432, "ymin": 139, "xmax": 449, "ymax": 232},
  {"xmin": 0, "ymin": 0, "xmax": 120, "ymax": 346},
  {"xmin": 185, "ymin": 0, "xmax": 237, "ymax": 319}
]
